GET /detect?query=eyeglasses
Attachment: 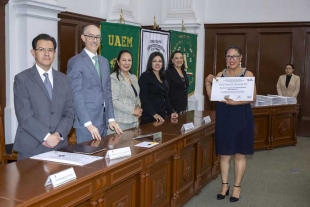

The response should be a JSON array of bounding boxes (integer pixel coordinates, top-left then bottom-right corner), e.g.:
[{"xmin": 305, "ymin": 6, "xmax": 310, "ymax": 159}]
[
  {"xmin": 225, "ymin": 55, "xmax": 240, "ymax": 60},
  {"xmin": 35, "ymin": 48, "xmax": 55, "ymax": 53},
  {"xmin": 83, "ymin": 34, "xmax": 102, "ymax": 41}
]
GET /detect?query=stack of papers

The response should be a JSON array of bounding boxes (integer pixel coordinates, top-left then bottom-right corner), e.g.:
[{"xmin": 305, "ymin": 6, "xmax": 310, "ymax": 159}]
[
  {"xmin": 251, "ymin": 100, "xmax": 269, "ymax": 107},
  {"xmin": 31, "ymin": 151, "xmax": 103, "ymax": 166},
  {"xmin": 256, "ymin": 95, "xmax": 283, "ymax": 105},
  {"xmin": 267, "ymin": 95, "xmax": 297, "ymax": 104}
]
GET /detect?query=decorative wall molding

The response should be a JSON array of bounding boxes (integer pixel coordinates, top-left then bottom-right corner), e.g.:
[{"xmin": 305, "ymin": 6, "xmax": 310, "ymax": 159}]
[
  {"xmin": 163, "ymin": 0, "xmax": 197, "ymax": 25},
  {"xmin": 13, "ymin": 0, "xmax": 65, "ymax": 21},
  {"xmin": 107, "ymin": 0, "xmax": 139, "ymax": 26}
]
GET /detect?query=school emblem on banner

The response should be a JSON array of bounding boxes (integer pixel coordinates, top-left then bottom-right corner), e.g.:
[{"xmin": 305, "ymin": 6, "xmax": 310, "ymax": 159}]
[
  {"xmin": 170, "ymin": 30, "xmax": 197, "ymax": 96},
  {"xmin": 100, "ymin": 22, "xmax": 140, "ymax": 76},
  {"xmin": 140, "ymin": 29, "xmax": 170, "ymax": 74}
]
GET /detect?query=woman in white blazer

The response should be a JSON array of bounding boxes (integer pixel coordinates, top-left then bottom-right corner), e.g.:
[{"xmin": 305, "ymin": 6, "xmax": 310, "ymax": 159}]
[
  {"xmin": 108, "ymin": 50, "xmax": 142, "ymax": 134},
  {"xmin": 276, "ymin": 63, "xmax": 300, "ymax": 98}
]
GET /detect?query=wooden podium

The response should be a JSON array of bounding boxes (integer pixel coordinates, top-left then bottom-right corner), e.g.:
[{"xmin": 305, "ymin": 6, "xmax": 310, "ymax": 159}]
[{"xmin": 252, "ymin": 104, "xmax": 299, "ymax": 150}]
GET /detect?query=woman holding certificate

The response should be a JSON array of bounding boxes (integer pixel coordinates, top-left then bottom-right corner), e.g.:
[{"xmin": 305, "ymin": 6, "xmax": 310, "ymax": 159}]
[
  {"xmin": 109, "ymin": 50, "xmax": 142, "ymax": 134},
  {"xmin": 205, "ymin": 45, "xmax": 257, "ymax": 203}
]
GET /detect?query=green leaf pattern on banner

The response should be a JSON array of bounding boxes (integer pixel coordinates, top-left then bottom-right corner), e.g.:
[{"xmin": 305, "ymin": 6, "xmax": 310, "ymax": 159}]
[{"xmin": 170, "ymin": 31, "xmax": 197, "ymax": 95}]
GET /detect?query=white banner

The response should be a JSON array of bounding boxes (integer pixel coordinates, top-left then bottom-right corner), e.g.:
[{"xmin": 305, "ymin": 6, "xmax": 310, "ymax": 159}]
[{"xmin": 140, "ymin": 29, "xmax": 170, "ymax": 75}]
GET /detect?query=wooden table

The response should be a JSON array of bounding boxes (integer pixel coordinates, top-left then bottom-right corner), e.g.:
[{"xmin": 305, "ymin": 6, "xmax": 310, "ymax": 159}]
[
  {"xmin": 0, "ymin": 110, "xmax": 219, "ymax": 207},
  {"xmin": 0, "ymin": 105, "xmax": 298, "ymax": 206}
]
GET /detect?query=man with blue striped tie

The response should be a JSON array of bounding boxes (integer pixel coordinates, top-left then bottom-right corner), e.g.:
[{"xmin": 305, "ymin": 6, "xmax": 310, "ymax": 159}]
[{"xmin": 13, "ymin": 34, "xmax": 75, "ymax": 160}]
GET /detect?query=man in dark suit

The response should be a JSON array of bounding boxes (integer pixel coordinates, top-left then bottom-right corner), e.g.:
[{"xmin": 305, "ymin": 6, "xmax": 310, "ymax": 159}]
[
  {"xmin": 67, "ymin": 25, "xmax": 122, "ymax": 143},
  {"xmin": 13, "ymin": 34, "xmax": 74, "ymax": 160}
]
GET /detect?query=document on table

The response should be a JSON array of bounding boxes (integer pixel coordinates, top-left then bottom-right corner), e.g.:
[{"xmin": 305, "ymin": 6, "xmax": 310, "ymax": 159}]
[
  {"xmin": 30, "ymin": 151, "xmax": 103, "ymax": 166},
  {"xmin": 135, "ymin": 141, "xmax": 159, "ymax": 148},
  {"xmin": 210, "ymin": 77, "xmax": 255, "ymax": 101}
]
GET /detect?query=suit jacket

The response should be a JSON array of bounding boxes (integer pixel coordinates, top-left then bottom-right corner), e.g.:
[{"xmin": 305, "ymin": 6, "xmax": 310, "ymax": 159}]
[
  {"xmin": 110, "ymin": 71, "xmax": 140, "ymax": 124},
  {"xmin": 139, "ymin": 71, "xmax": 174, "ymax": 124},
  {"xmin": 13, "ymin": 65, "xmax": 74, "ymax": 156},
  {"xmin": 276, "ymin": 73, "xmax": 300, "ymax": 98},
  {"xmin": 67, "ymin": 49, "xmax": 114, "ymax": 132},
  {"xmin": 165, "ymin": 67, "xmax": 189, "ymax": 113}
]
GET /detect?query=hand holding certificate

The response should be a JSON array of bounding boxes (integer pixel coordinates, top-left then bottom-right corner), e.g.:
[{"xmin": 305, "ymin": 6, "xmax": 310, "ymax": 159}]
[{"xmin": 210, "ymin": 77, "xmax": 255, "ymax": 101}]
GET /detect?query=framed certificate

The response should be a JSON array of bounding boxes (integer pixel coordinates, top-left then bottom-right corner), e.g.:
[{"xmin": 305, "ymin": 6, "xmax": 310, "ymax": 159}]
[{"xmin": 210, "ymin": 77, "xmax": 255, "ymax": 101}]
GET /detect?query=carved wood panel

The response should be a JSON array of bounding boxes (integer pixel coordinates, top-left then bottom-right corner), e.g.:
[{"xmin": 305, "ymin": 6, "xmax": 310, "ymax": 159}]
[
  {"xmin": 196, "ymin": 134, "xmax": 213, "ymax": 192},
  {"xmin": 105, "ymin": 175, "xmax": 139, "ymax": 207},
  {"xmin": 253, "ymin": 116, "xmax": 270, "ymax": 150},
  {"xmin": 176, "ymin": 145, "xmax": 196, "ymax": 206},
  {"xmin": 273, "ymin": 115, "xmax": 294, "ymax": 145},
  {"xmin": 148, "ymin": 159, "xmax": 171, "ymax": 207}
]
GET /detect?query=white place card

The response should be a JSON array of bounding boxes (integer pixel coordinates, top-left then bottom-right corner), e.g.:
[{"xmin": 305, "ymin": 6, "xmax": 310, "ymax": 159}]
[
  {"xmin": 105, "ymin": 147, "xmax": 131, "ymax": 160},
  {"xmin": 181, "ymin": 122, "xmax": 195, "ymax": 132},
  {"xmin": 201, "ymin": 116, "xmax": 211, "ymax": 125},
  {"xmin": 132, "ymin": 132, "xmax": 162, "ymax": 142},
  {"xmin": 45, "ymin": 167, "xmax": 76, "ymax": 188}
]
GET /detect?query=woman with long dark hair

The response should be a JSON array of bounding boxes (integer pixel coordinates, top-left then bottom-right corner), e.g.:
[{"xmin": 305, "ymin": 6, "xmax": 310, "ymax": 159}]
[
  {"xmin": 139, "ymin": 52, "xmax": 178, "ymax": 125},
  {"xmin": 165, "ymin": 51, "xmax": 189, "ymax": 114},
  {"xmin": 108, "ymin": 50, "xmax": 142, "ymax": 134}
]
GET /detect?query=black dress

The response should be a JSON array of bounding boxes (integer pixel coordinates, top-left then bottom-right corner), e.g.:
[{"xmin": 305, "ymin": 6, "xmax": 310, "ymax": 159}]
[
  {"xmin": 215, "ymin": 68, "xmax": 254, "ymax": 155},
  {"xmin": 165, "ymin": 67, "xmax": 189, "ymax": 114},
  {"xmin": 139, "ymin": 71, "xmax": 174, "ymax": 125}
]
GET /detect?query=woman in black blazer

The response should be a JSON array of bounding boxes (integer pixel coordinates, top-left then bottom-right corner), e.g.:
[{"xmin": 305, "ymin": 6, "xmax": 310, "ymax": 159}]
[
  {"xmin": 165, "ymin": 51, "xmax": 189, "ymax": 114},
  {"xmin": 139, "ymin": 52, "xmax": 178, "ymax": 125}
]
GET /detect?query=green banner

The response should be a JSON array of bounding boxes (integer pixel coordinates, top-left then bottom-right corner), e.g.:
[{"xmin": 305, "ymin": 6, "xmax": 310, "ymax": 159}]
[
  {"xmin": 170, "ymin": 31, "xmax": 197, "ymax": 95},
  {"xmin": 100, "ymin": 22, "xmax": 140, "ymax": 76}
]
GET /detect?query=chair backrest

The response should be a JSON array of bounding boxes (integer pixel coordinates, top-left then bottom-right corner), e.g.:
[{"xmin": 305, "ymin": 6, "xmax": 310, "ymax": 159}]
[
  {"xmin": 0, "ymin": 106, "xmax": 6, "ymax": 164},
  {"xmin": 0, "ymin": 106, "xmax": 18, "ymax": 165}
]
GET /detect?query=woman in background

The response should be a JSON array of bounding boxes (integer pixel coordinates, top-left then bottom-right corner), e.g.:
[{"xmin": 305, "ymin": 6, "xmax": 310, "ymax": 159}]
[
  {"xmin": 139, "ymin": 52, "xmax": 178, "ymax": 125},
  {"xmin": 205, "ymin": 45, "xmax": 256, "ymax": 203},
  {"xmin": 276, "ymin": 63, "xmax": 300, "ymax": 98},
  {"xmin": 165, "ymin": 51, "xmax": 189, "ymax": 114},
  {"xmin": 109, "ymin": 50, "xmax": 142, "ymax": 134}
]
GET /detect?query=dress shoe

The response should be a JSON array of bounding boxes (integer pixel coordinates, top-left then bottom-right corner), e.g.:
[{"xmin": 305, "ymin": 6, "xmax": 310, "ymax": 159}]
[
  {"xmin": 230, "ymin": 185, "xmax": 241, "ymax": 202},
  {"xmin": 217, "ymin": 183, "xmax": 230, "ymax": 200}
]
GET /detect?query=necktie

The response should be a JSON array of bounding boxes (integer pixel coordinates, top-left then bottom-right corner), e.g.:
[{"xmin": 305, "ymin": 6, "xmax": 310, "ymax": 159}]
[
  {"xmin": 92, "ymin": 56, "xmax": 101, "ymax": 78},
  {"xmin": 43, "ymin": 73, "xmax": 52, "ymax": 100}
]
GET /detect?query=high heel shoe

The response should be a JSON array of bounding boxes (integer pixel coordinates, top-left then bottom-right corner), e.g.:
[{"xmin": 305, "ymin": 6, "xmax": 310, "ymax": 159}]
[
  {"xmin": 230, "ymin": 185, "xmax": 241, "ymax": 202},
  {"xmin": 217, "ymin": 183, "xmax": 230, "ymax": 200}
]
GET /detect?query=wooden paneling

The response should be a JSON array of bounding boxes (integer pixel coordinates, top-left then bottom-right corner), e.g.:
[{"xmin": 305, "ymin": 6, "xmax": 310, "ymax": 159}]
[
  {"xmin": 0, "ymin": 0, "xmax": 9, "ymax": 137},
  {"xmin": 204, "ymin": 22, "xmax": 310, "ymax": 136},
  {"xmin": 303, "ymin": 32, "xmax": 310, "ymax": 120},
  {"xmin": 148, "ymin": 159, "xmax": 171, "ymax": 207},
  {"xmin": 58, "ymin": 20, "xmax": 79, "ymax": 74},
  {"xmin": 215, "ymin": 33, "xmax": 247, "ymax": 73},
  {"xmin": 257, "ymin": 30, "xmax": 293, "ymax": 95},
  {"xmin": 57, "ymin": 11, "xmax": 105, "ymax": 74}
]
